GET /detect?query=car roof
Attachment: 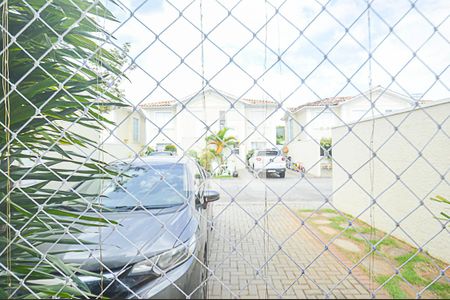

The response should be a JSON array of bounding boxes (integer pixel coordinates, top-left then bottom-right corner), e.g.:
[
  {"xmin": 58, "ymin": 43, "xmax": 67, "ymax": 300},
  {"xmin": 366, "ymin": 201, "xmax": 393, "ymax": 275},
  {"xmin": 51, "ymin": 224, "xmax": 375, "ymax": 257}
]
[
  {"xmin": 110, "ymin": 156, "xmax": 193, "ymax": 167},
  {"xmin": 149, "ymin": 151, "xmax": 174, "ymax": 155}
]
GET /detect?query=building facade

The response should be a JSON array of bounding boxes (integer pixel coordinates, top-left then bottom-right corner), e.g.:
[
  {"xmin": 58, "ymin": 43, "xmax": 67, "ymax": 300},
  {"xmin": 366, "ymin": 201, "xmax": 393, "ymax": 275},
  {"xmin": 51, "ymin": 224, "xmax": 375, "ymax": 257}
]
[
  {"xmin": 139, "ymin": 88, "xmax": 281, "ymax": 168},
  {"xmin": 283, "ymin": 86, "xmax": 428, "ymax": 176}
]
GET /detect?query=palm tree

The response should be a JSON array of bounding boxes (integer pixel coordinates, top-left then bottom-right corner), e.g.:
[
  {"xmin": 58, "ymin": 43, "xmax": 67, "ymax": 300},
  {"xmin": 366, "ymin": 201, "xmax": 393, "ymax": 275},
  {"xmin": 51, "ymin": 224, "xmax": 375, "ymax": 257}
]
[
  {"xmin": 1, "ymin": 0, "xmax": 126, "ymax": 297},
  {"xmin": 206, "ymin": 127, "xmax": 238, "ymax": 173},
  {"xmin": 199, "ymin": 148, "xmax": 217, "ymax": 173}
]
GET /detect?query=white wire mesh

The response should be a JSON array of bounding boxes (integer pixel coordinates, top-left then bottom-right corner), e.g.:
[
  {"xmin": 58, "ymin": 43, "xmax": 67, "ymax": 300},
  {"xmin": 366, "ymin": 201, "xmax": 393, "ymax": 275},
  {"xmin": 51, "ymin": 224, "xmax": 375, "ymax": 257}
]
[{"xmin": 0, "ymin": 0, "xmax": 449, "ymax": 299}]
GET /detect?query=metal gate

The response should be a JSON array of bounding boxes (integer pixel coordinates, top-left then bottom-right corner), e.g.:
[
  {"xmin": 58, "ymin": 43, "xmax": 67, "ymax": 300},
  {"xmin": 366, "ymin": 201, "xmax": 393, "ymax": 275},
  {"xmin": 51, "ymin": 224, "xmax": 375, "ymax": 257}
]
[{"xmin": 1, "ymin": 0, "xmax": 449, "ymax": 298}]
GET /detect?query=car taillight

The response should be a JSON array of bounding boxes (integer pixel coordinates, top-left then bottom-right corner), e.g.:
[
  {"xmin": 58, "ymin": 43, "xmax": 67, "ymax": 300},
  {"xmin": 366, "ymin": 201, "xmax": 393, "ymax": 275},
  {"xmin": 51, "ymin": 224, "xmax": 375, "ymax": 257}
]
[
  {"xmin": 256, "ymin": 157, "xmax": 262, "ymax": 161},
  {"xmin": 281, "ymin": 157, "xmax": 285, "ymax": 161}
]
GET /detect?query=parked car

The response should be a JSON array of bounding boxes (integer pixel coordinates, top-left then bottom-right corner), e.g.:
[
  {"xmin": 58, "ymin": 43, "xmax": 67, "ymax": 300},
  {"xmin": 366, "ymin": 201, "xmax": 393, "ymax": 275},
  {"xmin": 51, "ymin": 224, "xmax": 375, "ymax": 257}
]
[
  {"xmin": 248, "ymin": 149, "xmax": 286, "ymax": 178},
  {"xmin": 45, "ymin": 156, "xmax": 219, "ymax": 299},
  {"xmin": 148, "ymin": 151, "xmax": 175, "ymax": 156}
]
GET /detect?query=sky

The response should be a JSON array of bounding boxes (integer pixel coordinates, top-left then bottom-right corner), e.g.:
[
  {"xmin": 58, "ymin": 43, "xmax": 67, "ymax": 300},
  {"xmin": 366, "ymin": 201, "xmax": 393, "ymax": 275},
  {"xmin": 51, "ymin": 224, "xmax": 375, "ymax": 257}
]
[{"xmin": 100, "ymin": 0, "xmax": 449, "ymax": 108}]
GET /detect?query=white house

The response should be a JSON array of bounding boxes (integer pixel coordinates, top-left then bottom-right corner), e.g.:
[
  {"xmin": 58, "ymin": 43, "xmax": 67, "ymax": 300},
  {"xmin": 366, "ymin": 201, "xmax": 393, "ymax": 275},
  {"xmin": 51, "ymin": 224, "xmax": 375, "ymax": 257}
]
[
  {"xmin": 52, "ymin": 106, "xmax": 147, "ymax": 176},
  {"xmin": 98, "ymin": 106, "xmax": 147, "ymax": 162},
  {"xmin": 139, "ymin": 88, "xmax": 281, "ymax": 169},
  {"xmin": 283, "ymin": 86, "xmax": 429, "ymax": 176}
]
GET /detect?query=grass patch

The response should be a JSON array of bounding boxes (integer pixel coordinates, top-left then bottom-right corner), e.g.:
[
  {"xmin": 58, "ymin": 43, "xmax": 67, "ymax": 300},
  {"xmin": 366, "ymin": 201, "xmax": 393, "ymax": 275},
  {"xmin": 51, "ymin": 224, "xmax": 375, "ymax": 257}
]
[
  {"xmin": 320, "ymin": 208, "xmax": 337, "ymax": 214},
  {"xmin": 300, "ymin": 209, "xmax": 450, "ymax": 299},
  {"xmin": 428, "ymin": 282, "xmax": 450, "ymax": 299},
  {"xmin": 370, "ymin": 237, "xmax": 398, "ymax": 248},
  {"xmin": 213, "ymin": 175, "xmax": 233, "ymax": 178},
  {"xmin": 395, "ymin": 252, "xmax": 430, "ymax": 265},
  {"xmin": 329, "ymin": 215, "xmax": 347, "ymax": 224},
  {"xmin": 376, "ymin": 276, "xmax": 409, "ymax": 299}
]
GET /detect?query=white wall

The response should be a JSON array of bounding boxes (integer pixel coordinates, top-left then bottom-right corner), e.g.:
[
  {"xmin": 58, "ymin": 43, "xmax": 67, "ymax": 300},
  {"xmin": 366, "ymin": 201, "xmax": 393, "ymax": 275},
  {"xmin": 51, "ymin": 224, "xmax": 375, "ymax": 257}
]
[
  {"xmin": 340, "ymin": 89, "xmax": 414, "ymax": 123},
  {"xmin": 143, "ymin": 107, "xmax": 178, "ymax": 150},
  {"xmin": 332, "ymin": 101, "xmax": 450, "ymax": 262},
  {"xmin": 142, "ymin": 91, "xmax": 280, "ymax": 167},
  {"xmin": 287, "ymin": 139, "xmax": 321, "ymax": 177}
]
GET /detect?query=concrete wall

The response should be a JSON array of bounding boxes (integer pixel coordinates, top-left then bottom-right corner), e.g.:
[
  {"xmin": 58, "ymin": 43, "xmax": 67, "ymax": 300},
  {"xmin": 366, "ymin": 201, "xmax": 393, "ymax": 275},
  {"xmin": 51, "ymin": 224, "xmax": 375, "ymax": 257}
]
[
  {"xmin": 288, "ymin": 139, "xmax": 321, "ymax": 176},
  {"xmin": 332, "ymin": 101, "xmax": 450, "ymax": 262}
]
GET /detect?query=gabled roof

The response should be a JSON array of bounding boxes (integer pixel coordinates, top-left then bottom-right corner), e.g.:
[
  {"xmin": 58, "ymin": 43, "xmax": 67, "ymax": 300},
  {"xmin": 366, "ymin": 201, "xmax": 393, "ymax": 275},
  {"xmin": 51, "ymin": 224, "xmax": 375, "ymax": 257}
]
[
  {"xmin": 139, "ymin": 100, "xmax": 174, "ymax": 108},
  {"xmin": 286, "ymin": 86, "xmax": 427, "ymax": 115},
  {"xmin": 288, "ymin": 96, "xmax": 352, "ymax": 113},
  {"xmin": 241, "ymin": 98, "xmax": 279, "ymax": 105},
  {"xmin": 138, "ymin": 88, "xmax": 277, "ymax": 109}
]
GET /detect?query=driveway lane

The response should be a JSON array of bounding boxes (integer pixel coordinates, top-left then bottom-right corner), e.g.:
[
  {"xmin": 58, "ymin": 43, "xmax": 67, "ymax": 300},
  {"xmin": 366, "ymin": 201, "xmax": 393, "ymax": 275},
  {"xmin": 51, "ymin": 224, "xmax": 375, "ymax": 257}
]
[{"xmin": 206, "ymin": 168, "xmax": 386, "ymax": 299}]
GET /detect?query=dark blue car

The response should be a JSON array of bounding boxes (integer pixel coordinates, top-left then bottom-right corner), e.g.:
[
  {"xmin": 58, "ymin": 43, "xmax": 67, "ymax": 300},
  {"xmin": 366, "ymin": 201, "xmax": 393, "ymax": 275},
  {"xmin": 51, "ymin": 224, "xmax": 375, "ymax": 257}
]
[{"xmin": 51, "ymin": 156, "xmax": 219, "ymax": 298}]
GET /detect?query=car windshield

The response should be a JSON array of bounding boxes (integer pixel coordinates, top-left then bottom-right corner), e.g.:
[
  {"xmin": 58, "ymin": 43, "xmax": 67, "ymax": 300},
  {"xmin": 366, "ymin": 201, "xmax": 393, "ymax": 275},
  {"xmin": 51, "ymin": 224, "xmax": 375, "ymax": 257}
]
[
  {"xmin": 75, "ymin": 163, "xmax": 187, "ymax": 210},
  {"xmin": 257, "ymin": 150, "xmax": 279, "ymax": 156}
]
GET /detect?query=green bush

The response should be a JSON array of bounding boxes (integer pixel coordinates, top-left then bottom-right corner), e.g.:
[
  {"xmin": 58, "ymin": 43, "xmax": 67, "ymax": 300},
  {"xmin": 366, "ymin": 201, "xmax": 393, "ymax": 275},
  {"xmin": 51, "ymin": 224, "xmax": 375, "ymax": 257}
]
[
  {"xmin": 164, "ymin": 144, "xmax": 177, "ymax": 153},
  {"xmin": 246, "ymin": 149, "xmax": 255, "ymax": 165},
  {"xmin": 187, "ymin": 149, "xmax": 199, "ymax": 161},
  {"xmin": 144, "ymin": 146, "xmax": 155, "ymax": 156}
]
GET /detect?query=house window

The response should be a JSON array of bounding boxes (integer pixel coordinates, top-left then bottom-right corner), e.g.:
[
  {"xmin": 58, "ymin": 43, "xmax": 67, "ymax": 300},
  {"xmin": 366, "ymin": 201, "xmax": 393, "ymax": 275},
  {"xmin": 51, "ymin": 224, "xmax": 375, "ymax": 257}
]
[
  {"xmin": 276, "ymin": 126, "xmax": 285, "ymax": 145},
  {"xmin": 132, "ymin": 117, "xmax": 140, "ymax": 143},
  {"xmin": 219, "ymin": 111, "xmax": 226, "ymax": 129}
]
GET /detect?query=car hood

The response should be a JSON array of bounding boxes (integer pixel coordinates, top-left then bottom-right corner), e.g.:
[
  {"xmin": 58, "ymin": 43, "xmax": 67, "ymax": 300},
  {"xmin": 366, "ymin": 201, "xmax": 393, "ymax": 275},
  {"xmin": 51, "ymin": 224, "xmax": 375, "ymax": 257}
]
[{"xmin": 40, "ymin": 205, "xmax": 194, "ymax": 271}]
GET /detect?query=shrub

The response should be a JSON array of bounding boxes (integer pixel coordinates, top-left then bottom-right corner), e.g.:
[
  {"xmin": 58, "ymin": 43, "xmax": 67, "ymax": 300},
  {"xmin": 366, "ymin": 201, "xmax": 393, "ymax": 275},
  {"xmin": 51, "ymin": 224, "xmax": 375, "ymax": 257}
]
[{"xmin": 164, "ymin": 144, "xmax": 177, "ymax": 153}]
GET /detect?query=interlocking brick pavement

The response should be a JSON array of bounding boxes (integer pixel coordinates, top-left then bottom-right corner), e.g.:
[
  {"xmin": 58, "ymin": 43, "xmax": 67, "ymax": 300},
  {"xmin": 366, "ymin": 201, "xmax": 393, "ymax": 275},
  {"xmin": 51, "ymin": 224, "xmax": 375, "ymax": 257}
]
[{"xmin": 206, "ymin": 203, "xmax": 389, "ymax": 299}]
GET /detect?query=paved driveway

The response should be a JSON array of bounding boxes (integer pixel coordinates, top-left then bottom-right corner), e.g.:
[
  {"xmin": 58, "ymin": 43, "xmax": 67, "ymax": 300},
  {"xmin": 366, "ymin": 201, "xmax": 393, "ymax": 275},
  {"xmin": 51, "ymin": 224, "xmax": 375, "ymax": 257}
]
[
  {"xmin": 206, "ymin": 169, "xmax": 383, "ymax": 299},
  {"xmin": 210, "ymin": 168, "xmax": 333, "ymax": 208}
]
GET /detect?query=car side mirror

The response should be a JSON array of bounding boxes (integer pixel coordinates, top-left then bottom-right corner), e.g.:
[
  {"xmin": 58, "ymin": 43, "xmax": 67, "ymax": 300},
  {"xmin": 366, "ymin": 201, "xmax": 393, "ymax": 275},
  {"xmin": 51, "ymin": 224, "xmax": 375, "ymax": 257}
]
[{"xmin": 204, "ymin": 190, "xmax": 220, "ymax": 203}]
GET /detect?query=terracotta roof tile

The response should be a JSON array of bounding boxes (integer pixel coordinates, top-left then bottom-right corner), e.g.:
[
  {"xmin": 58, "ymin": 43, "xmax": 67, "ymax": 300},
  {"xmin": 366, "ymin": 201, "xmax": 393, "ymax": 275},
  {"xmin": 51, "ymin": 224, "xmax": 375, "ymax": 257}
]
[
  {"xmin": 241, "ymin": 98, "xmax": 277, "ymax": 105},
  {"xmin": 139, "ymin": 100, "xmax": 175, "ymax": 108},
  {"xmin": 289, "ymin": 96, "xmax": 352, "ymax": 113},
  {"xmin": 139, "ymin": 97, "xmax": 277, "ymax": 108}
]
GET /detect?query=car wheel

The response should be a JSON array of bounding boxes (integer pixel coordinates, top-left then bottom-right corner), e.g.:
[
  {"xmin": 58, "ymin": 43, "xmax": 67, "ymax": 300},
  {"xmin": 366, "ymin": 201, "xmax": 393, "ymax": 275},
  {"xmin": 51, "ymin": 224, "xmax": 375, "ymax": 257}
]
[{"xmin": 279, "ymin": 171, "xmax": 285, "ymax": 178}]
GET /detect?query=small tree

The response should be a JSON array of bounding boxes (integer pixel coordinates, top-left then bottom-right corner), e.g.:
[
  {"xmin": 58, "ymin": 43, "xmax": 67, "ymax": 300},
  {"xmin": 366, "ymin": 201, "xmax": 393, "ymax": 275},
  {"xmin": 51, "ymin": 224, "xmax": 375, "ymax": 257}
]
[
  {"xmin": 320, "ymin": 137, "xmax": 332, "ymax": 158},
  {"xmin": 144, "ymin": 146, "xmax": 155, "ymax": 156},
  {"xmin": 187, "ymin": 149, "xmax": 199, "ymax": 161},
  {"xmin": 164, "ymin": 144, "xmax": 177, "ymax": 153},
  {"xmin": 0, "ymin": 0, "xmax": 126, "ymax": 297},
  {"xmin": 199, "ymin": 149, "xmax": 217, "ymax": 172},
  {"xmin": 246, "ymin": 149, "xmax": 255, "ymax": 165},
  {"xmin": 276, "ymin": 126, "xmax": 285, "ymax": 145},
  {"xmin": 206, "ymin": 127, "xmax": 238, "ymax": 169}
]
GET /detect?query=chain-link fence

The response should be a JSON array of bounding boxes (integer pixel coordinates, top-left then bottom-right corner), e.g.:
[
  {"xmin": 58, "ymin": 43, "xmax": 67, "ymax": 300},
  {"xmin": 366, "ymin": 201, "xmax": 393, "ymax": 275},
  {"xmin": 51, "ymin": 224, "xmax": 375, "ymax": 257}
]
[{"xmin": 1, "ymin": 0, "xmax": 449, "ymax": 298}]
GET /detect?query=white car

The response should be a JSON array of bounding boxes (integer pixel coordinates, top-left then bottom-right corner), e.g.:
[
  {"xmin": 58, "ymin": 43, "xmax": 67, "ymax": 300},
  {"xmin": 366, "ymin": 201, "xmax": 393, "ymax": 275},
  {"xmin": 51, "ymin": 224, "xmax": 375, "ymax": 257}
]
[{"xmin": 249, "ymin": 149, "xmax": 286, "ymax": 178}]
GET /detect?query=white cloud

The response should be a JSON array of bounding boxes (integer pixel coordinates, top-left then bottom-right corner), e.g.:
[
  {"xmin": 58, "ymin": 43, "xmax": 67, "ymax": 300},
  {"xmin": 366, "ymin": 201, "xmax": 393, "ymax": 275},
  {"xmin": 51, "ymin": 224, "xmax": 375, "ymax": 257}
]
[{"xmin": 103, "ymin": 0, "xmax": 449, "ymax": 107}]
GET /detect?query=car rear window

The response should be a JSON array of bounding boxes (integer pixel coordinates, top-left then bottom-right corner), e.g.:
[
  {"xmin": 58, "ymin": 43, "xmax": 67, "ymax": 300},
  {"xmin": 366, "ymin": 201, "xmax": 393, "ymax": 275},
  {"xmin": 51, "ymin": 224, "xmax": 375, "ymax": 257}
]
[{"xmin": 257, "ymin": 150, "xmax": 279, "ymax": 156}]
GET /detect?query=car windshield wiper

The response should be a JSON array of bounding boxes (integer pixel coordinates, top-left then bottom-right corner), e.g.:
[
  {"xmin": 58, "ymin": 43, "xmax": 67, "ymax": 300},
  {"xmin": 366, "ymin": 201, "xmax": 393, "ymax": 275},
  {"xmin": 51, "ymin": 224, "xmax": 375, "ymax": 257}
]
[
  {"xmin": 111, "ymin": 204, "xmax": 182, "ymax": 211},
  {"xmin": 47, "ymin": 204, "xmax": 84, "ymax": 212}
]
